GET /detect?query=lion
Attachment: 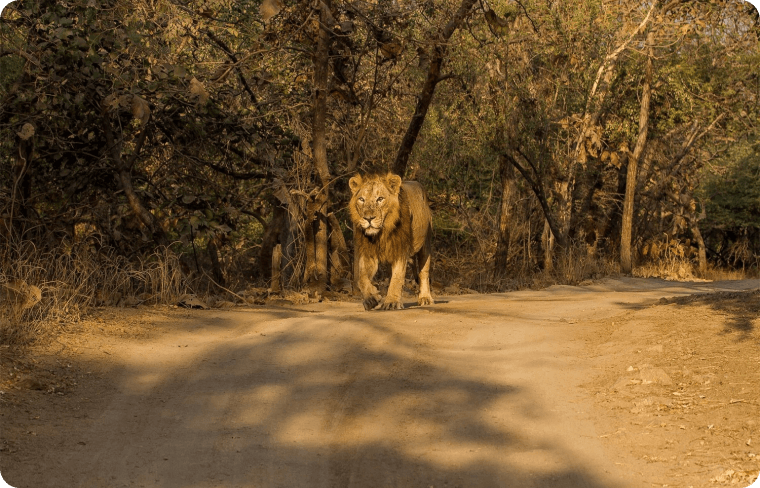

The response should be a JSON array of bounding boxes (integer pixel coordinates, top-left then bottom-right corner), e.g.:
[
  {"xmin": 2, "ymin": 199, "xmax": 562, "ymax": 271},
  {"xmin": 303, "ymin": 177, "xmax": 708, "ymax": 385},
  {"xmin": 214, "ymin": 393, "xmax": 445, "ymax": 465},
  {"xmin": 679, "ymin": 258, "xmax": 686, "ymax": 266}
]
[{"xmin": 349, "ymin": 172, "xmax": 434, "ymax": 311}]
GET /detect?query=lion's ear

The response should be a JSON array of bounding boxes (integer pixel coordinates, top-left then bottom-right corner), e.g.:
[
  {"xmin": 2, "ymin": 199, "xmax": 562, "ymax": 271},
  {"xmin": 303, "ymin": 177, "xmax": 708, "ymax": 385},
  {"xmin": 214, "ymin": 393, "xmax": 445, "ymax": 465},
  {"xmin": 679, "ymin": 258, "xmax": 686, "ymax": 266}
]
[
  {"xmin": 386, "ymin": 173, "xmax": 402, "ymax": 195},
  {"xmin": 349, "ymin": 175, "xmax": 363, "ymax": 194}
]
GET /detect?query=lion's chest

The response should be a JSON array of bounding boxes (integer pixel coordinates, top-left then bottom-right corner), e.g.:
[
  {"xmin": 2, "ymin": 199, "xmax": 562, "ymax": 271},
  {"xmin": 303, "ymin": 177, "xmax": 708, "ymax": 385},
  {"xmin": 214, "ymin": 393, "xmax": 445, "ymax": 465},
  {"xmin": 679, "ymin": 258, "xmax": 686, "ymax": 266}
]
[{"xmin": 358, "ymin": 219, "xmax": 413, "ymax": 264}]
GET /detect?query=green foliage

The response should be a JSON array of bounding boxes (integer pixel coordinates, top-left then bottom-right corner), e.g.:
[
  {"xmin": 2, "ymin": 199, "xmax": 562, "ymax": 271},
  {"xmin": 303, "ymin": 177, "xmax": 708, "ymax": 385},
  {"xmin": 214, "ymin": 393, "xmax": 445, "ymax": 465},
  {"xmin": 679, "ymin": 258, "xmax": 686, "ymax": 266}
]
[{"xmin": 701, "ymin": 144, "xmax": 760, "ymax": 231}]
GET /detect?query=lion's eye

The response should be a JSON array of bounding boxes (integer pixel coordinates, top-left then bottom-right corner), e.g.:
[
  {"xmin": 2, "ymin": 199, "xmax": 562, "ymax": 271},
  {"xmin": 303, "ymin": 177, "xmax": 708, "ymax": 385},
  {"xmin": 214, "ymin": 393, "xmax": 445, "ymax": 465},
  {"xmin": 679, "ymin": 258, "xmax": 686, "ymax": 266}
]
[
  {"xmin": 377, "ymin": 197, "xmax": 384, "ymax": 203},
  {"xmin": 357, "ymin": 197, "xmax": 364, "ymax": 204}
]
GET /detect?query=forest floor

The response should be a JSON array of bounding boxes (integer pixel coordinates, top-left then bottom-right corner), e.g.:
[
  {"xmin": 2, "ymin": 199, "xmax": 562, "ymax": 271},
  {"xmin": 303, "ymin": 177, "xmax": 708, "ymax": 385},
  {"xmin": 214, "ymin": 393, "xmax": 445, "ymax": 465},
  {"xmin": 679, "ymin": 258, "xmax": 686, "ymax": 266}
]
[{"xmin": 1, "ymin": 277, "xmax": 759, "ymax": 488}]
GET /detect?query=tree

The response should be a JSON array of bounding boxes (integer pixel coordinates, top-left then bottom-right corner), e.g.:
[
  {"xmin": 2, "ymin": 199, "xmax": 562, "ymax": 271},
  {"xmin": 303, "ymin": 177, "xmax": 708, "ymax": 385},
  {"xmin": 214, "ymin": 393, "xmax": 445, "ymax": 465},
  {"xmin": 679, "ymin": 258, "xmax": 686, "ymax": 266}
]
[
  {"xmin": 620, "ymin": 30, "xmax": 654, "ymax": 274},
  {"xmin": 303, "ymin": 0, "xmax": 334, "ymax": 293}
]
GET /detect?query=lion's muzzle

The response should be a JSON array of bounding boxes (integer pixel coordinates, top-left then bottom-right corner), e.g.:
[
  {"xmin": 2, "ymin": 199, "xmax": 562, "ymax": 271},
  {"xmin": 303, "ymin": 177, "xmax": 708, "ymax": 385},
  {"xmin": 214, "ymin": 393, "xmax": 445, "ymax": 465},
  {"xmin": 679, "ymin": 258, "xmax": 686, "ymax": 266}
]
[{"xmin": 359, "ymin": 214, "xmax": 383, "ymax": 235}]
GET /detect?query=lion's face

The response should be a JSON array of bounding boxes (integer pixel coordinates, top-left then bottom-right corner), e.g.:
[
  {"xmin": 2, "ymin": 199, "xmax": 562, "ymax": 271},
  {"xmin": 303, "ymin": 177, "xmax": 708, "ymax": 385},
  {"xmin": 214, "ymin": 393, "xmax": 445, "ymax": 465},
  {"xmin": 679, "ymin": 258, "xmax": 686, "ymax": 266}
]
[{"xmin": 349, "ymin": 173, "xmax": 402, "ymax": 237}]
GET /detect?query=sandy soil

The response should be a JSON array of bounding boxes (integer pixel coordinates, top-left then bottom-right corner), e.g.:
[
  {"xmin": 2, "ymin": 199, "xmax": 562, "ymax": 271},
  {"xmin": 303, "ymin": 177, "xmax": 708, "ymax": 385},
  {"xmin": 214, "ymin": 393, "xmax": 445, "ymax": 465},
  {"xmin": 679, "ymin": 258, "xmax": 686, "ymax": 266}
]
[{"xmin": 1, "ymin": 277, "xmax": 759, "ymax": 488}]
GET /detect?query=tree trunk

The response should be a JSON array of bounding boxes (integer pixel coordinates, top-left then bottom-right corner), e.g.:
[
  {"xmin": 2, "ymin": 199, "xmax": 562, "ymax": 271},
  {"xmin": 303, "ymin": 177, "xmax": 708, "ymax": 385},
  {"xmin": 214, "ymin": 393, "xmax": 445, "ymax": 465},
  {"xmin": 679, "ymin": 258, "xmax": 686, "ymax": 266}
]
[
  {"xmin": 667, "ymin": 192, "xmax": 708, "ymax": 278},
  {"xmin": 573, "ymin": 164, "xmax": 605, "ymax": 248},
  {"xmin": 271, "ymin": 244, "xmax": 283, "ymax": 294},
  {"xmin": 600, "ymin": 152, "xmax": 629, "ymax": 252},
  {"xmin": 303, "ymin": 204, "xmax": 316, "ymax": 283},
  {"xmin": 557, "ymin": 179, "xmax": 571, "ymax": 246},
  {"xmin": 303, "ymin": 193, "xmax": 328, "ymax": 293},
  {"xmin": 314, "ymin": 198, "xmax": 329, "ymax": 292},
  {"xmin": 691, "ymin": 223, "xmax": 707, "ymax": 276},
  {"xmin": 392, "ymin": 0, "xmax": 477, "ymax": 177},
  {"xmin": 207, "ymin": 235, "xmax": 225, "ymax": 287},
  {"xmin": 620, "ymin": 32, "xmax": 654, "ymax": 274},
  {"xmin": 259, "ymin": 202, "xmax": 285, "ymax": 283},
  {"xmin": 567, "ymin": 3, "xmax": 657, "ymax": 249},
  {"xmin": 542, "ymin": 219, "xmax": 554, "ymax": 273},
  {"xmin": 305, "ymin": 0, "xmax": 333, "ymax": 293},
  {"xmin": 328, "ymin": 213, "xmax": 351, "ymax": 292},
  {"xmin": 280, "ymin": 207, "xmax": 296, "ymax": 288},
  {"xmin": 693, "ymin": 199, "xmax": 708, "ymax": 276},
  {"xmin": 8, "ymin": 136, "xmax": 33, "ymax": 237},
  {"xmin": 493, "ymin": 155, "xmax": 516, "ymax": 273}
]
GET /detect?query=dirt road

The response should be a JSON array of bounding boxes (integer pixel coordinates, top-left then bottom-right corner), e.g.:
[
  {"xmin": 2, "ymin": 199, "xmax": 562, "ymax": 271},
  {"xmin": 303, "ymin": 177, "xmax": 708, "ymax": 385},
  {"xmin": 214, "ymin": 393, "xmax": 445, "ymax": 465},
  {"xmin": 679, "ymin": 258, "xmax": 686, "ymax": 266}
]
[{"xmin": 2, "ymin": 277, "xmax": 759, "ymax": 488}]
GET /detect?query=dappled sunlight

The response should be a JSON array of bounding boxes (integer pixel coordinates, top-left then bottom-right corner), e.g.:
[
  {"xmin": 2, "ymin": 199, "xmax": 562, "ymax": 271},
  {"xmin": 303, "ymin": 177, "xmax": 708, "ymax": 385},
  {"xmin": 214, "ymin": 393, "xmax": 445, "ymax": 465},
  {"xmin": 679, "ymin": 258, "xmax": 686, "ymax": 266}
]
[
  {"xmin": 233, "ymin": 384, "xmax": 289, "ymax": 425},
  {"xmin": 123, "ymin": 371, "xmax": 166, "ymax": 394},
  {"xmin": 275, "ymin": 341, "xmax": 337, "ymax": 367},
  {"xmin": 294, "ymin": 368, "xmax": 352, "ymax": 387},
  {"xmin": 179, "ymin": 321, "xmax": 580, "ymax": 484},
  {"xmin": 502, "ymin": 449, "xmax": 570, "ymax": 475},
  {"xmin": 407, "ymin": 439, "xmax": 511, "ymax": 468},
  {"xmin": 86, "ymin": 307, "xmax": 564, "ymax": 484},
  {"xmin": 17, "ymin": 278, "xmax": 758, "ymax": 487},
  {"xmin": 276, "ymin": 411, "xmax": 327, "ymax": 446},
  {"xmin": 61, "ymin": 285, "xmax": 743, "ymax": 488},
  {"xmin": 16, "ymin": 286, "xmax": 727, "ymax": 487}
]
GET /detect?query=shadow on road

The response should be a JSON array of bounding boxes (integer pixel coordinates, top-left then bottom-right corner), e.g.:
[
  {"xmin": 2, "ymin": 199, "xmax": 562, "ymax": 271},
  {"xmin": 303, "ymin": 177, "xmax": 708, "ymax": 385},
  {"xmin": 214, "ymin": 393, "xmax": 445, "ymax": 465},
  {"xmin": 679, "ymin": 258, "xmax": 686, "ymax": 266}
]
[
  {"xmin": 3, "ymin": 304, "xmax": 629, "ymax": 488},
  {"xmin": 665, "ymin": 289, "xmax": 760, "ymax": 340}
]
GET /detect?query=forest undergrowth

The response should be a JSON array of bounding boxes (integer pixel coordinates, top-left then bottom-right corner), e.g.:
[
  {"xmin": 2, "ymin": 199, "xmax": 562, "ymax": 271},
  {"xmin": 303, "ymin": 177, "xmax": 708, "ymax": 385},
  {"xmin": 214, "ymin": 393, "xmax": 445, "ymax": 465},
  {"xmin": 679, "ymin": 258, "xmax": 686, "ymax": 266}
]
[
  {"xmin": 3, "ymin": 217, "xmax": 755, "ymax": 348},
  {"xmin": 0, "ymin": 237, "xmax": 186, "ymax": 345}
]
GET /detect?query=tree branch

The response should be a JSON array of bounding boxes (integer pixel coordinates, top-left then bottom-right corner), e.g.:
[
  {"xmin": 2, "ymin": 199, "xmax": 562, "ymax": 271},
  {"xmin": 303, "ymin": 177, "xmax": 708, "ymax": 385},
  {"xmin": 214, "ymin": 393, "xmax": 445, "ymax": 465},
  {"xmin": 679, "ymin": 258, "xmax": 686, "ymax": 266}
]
[
  {"xmin": 204, "ymin": 29, "xmax": 259, "ymax": 106},
  {"xmin": 103, "ymin": 113, "xmax": 166, "ymax": 244},
  {"xmin": 502, "ymin": 151, "xmax": 566, "ymax": 248},
  {"xmin": 392, "ymin": 0, "xmax": 478, "ymax": 176},
  {"xmin": 126, "ymin": 125, "xmax": 151, "ymax": 171},
  {"xmin": 180, "ymin": 152, "xmax": 276, "ymax": 180}
]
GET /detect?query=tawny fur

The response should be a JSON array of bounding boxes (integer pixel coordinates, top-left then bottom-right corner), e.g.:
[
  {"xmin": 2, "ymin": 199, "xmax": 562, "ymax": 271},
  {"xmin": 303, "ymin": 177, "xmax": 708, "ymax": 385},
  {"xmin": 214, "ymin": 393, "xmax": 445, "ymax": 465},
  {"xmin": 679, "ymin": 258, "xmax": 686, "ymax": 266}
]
[{"xmin": 349, "ymin": 173, "xmax": 434, "ymax": 311}]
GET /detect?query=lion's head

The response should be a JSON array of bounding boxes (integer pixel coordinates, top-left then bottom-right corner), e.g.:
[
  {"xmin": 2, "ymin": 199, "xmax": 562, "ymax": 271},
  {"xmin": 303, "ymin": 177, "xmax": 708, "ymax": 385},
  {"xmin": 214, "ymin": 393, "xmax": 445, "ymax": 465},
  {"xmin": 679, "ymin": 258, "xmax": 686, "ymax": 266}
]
[{"xmin": 348, "ymin": 173, "xmax": 403, "ymax": 237}]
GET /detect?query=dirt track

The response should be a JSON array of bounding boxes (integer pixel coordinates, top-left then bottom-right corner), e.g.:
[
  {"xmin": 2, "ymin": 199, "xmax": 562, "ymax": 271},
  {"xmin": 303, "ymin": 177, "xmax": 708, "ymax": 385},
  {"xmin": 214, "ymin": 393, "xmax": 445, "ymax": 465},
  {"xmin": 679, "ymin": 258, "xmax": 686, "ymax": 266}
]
[{"xmin": 1, "ymin": 277, "xmax": 759, "ymax": 488}]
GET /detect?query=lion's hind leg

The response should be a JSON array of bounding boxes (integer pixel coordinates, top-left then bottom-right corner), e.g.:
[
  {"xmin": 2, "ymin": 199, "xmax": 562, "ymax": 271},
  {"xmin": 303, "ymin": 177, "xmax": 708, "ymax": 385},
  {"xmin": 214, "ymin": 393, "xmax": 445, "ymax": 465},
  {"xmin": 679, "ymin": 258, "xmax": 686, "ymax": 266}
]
[{"xmin": 415, "ymin": 231, "xmax": 434, "ymax": 307}]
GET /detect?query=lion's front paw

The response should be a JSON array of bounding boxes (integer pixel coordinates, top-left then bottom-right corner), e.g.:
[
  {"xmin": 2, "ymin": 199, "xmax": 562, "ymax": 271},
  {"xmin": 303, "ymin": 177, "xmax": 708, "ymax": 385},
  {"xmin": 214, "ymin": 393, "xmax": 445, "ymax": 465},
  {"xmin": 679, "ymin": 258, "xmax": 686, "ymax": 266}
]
[
  {"xmin": 417, "ymin": 295, "xmax": 434, "ymax": 306},
  {"xmin": 363, "ymin": 294, "xmax": 381, "ymax": 311},
  {"xmin": 376, "ymin": 298, "xmax": 404, "ymax": 311}
]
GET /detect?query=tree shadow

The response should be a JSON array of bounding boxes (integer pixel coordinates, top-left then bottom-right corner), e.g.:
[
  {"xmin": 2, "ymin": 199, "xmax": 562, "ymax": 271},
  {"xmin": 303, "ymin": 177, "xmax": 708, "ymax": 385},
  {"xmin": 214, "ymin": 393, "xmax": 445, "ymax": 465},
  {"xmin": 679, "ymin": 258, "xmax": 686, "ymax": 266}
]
[
  {"xmin": 3, "ymin": 306, "xmax": 629, "ymax": 488},
  {"xmin": 664, "ymin": 290, "xmax": 760, "ymax": 340}
]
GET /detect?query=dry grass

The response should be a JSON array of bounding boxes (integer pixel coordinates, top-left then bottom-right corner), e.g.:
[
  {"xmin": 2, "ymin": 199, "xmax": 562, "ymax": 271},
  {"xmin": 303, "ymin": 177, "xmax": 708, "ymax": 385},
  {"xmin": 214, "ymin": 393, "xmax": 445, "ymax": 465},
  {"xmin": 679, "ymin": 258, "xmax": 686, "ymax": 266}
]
[
  {"xmin": 2, "ymin": 223, "xmax": 753, "ymax": 347},
  {"xmin": 633, "ymin": 237, "xmax": 757, "ymax": 282},
  {"xmin": 633, "ymin": 259, "xmax": 697, "ymax": 281},
  {"xmin": 0, "ymin": 239, "xmax": 188, "ymax": 345},
  {"xmin": 634, "ymin": 237, "xmax": 699, "ymax": 281},
  {"xmin": 434, "ymin": 235, "xmax": 620, "ymax": 293},
  {"xmin": 702, "ymin": 266, "xmax": 756, "ymax": 281},
  {"xmin": 529, "ymin": 243, "xmax": 621, "ymax": 289}
]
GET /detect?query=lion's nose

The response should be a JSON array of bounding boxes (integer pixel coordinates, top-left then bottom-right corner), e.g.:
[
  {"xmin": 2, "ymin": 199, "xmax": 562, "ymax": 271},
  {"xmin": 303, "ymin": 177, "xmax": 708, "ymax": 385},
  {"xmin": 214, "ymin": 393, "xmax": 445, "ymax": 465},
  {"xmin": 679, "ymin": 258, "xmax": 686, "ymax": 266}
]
[{"xmin": 364, "ymin": 217, "xmax": 374, "ymax": 224}]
